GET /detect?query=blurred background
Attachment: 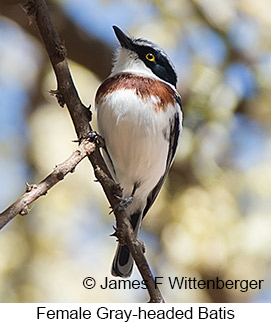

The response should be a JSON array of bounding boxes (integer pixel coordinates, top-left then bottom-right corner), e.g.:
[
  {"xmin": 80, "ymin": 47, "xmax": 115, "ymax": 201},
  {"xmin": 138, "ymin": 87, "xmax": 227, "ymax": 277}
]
[{"xmin": 0, "ymin": 0, "xmax": 270, "ymax": 303}]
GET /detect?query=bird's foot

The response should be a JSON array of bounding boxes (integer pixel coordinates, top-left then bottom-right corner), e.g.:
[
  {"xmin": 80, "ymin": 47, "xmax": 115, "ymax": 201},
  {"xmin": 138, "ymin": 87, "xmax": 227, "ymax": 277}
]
[
  {"xmin": 86, "ymin": 130, "xmax": 105, "ymax": 148},
  {"xmin": 109, "ymin": 182, "xmax": 140, "ymax": 214},
  {"xmin": 113, "ymin": 194, "xmax": 134, "ymax": 212}
]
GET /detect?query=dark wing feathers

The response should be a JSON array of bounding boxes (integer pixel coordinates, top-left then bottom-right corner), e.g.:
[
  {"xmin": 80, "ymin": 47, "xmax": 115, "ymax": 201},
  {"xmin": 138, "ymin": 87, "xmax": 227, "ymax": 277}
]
[{"xmin": 142, "ymin": 98, "xmax": 181, "ymax": 218}]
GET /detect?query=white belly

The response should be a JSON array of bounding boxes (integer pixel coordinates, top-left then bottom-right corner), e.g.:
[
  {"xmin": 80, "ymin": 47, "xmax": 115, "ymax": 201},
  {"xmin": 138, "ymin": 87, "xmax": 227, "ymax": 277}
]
[{"xmin": 97, "ymin": 89, "xmax": 173, "ymax": 212}]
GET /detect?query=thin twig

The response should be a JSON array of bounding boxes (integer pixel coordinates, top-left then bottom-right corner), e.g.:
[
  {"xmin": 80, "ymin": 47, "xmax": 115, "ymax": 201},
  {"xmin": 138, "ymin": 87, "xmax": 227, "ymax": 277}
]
[{"xmin": 0, "ymin": 139, "xmax": 94, "ymax": 230}]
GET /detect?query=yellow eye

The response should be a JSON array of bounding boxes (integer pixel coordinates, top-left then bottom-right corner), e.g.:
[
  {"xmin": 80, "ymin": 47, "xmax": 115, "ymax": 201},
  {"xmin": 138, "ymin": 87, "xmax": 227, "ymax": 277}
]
[{"xmin": 146, "ymin": 53, "xmax": 155, "ymax": 61}]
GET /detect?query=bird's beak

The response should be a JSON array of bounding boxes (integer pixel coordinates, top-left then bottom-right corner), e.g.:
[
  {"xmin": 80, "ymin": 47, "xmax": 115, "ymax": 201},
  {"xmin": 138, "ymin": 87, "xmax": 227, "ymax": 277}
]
[{"xmin": 113, "ymin": 26, "xmax": 133, "ymax": 50}]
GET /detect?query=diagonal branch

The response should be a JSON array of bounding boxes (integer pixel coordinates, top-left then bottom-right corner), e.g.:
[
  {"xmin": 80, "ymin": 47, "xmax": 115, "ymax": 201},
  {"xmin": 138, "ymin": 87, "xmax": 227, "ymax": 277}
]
[
  {"xmin": 0, "ymin": 139, "xmax": 94, "ymax": 229},
  {"xmin": 22, "ymin": 0, "xmax": 92, "ymax": 139},
  {"xmin": 0, "ymin": 0, "xmax": 165, "ymax": 302}
]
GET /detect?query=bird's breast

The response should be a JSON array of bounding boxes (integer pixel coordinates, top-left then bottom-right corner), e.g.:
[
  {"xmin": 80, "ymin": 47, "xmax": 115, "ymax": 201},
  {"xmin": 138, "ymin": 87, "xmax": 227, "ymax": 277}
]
[
  {"xmin": 95, "ymin": 73, "xmax": 177, "ymax": 201},
  {"xmin": 95, "ymin": 73, "xmax": 177, "ymax": 113}
]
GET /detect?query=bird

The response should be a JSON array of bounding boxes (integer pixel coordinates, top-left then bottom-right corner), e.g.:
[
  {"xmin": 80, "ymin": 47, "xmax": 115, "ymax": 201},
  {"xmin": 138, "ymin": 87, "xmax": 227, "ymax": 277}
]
[{"xmin": 95, "ymin": 26, "xmax": 182, "ymax": 278}]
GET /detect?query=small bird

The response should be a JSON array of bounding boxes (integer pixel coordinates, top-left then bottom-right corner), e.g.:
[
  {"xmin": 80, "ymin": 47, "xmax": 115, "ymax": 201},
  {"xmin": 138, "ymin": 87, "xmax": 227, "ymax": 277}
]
[{"xmin": 95, "ymin": 26, "xmax": 182, "ymax": 277}]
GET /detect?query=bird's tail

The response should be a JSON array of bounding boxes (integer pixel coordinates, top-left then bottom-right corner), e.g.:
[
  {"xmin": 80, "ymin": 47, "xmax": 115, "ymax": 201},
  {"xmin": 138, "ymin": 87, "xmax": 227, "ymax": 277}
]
[
  {"xmin": 111, "ymin": 211, "xmax": 141, "ymax": 278},
  {"xmin": 111, "ymin": 244, "xmax": 133, "ymax": 277}
]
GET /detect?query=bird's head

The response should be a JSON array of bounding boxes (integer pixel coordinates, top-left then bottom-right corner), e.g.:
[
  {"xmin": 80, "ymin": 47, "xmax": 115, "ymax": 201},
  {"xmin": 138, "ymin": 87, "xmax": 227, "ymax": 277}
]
[{"xmin": 111, "ymin": 26, "xmax": 177, "ymax": 88}]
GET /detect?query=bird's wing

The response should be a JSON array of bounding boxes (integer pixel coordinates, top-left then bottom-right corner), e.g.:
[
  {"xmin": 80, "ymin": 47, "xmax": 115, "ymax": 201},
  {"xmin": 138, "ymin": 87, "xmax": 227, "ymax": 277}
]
[{"xmin": 142, "ymin": 96, "xmax": 182, "ymax": 218}]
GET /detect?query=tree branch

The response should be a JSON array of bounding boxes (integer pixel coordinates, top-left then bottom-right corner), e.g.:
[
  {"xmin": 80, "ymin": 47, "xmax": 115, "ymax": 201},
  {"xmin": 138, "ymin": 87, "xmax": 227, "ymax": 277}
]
[
  {"xmin": 22, "ymin": 0, "xmax": 92, "ymax": 139},
  {"xmin": 0, "ymin": 139, "xmax": 94, "ymax": 229},
  {"xmin": 1, "ymin": 0, "xmax": 165, "ymax": 302}
]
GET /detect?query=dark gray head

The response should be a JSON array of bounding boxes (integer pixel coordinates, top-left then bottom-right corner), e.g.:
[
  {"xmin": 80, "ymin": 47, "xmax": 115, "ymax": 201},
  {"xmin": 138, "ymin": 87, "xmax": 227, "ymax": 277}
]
[{"xmin": 112, "ymin": 26, "xmax": 177, "ymax": 87}]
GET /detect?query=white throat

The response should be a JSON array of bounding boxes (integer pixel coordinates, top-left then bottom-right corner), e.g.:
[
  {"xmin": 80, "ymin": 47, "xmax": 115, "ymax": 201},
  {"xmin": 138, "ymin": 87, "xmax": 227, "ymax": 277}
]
[{"xmin": 110, "ymin": 48, "xmax": 155, "ymax": 78}]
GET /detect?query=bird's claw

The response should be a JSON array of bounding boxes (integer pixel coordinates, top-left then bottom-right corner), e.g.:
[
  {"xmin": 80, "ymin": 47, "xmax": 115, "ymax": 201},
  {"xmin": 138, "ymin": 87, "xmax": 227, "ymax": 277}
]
[
  {"xmin": 114, "ymin": 194, "xmax": 133, "ymax": 211},
  {"xmin": 86, "ymin": 131, "xmax": 105, "ymax": 148},
  {"xmin": 109, "ymin": 194, "xmax": 133, "ymax": 214}
]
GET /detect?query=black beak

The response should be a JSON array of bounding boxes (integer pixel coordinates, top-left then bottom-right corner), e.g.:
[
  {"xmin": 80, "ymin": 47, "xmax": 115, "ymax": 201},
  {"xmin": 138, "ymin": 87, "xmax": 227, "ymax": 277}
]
[{"xmin": 113, "ymin": 26, "xmax": 133, "ymax": 50}]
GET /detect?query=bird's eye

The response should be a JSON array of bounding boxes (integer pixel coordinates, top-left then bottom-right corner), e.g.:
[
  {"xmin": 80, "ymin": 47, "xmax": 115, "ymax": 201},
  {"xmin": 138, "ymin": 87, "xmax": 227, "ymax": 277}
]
[{"xmin": 146, "ymin": 53, "xmax": 155, "ymax": 62}]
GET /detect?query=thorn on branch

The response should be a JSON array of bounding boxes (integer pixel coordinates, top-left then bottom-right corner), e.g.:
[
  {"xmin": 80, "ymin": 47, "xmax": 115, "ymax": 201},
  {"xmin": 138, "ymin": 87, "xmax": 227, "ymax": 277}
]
[
  {"xmin": 86, "ymin": 104, "xmax": 92, "ymax": 122},
  {"xmin": 83, "ymin": 103, "xmax": 92, "ymax": 122},
  {"xmin": 50, "ymin": 89, "xmax": 66, "ymax": 107},
  {"xmin": 137, "ymin": 240, "xmax": 146, "ymax": 254},
  {"xmin": 111, "ymin": 225, "xmax": 126, "ymax": 246},
  {"xmin": 25, "ymin": 183, "xmax": 37, "ymax": 193},
  {"xmin": 110, "ymin": 226, "xmax": 118, "ymax": 238},
  {"xmin": 22, "ymin": 1, "xmax": 38, "ymax": 24},
  {"xmin": 70, "ymin": 167, "xmax": 76, "ymax": 173},
  {"xmin": 20, "ymin": 206, "xmax": 30, "ymax": 216},
  {"xmin": 55, "ymin": 41, "xmax": 67, "ymax": 59}
]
